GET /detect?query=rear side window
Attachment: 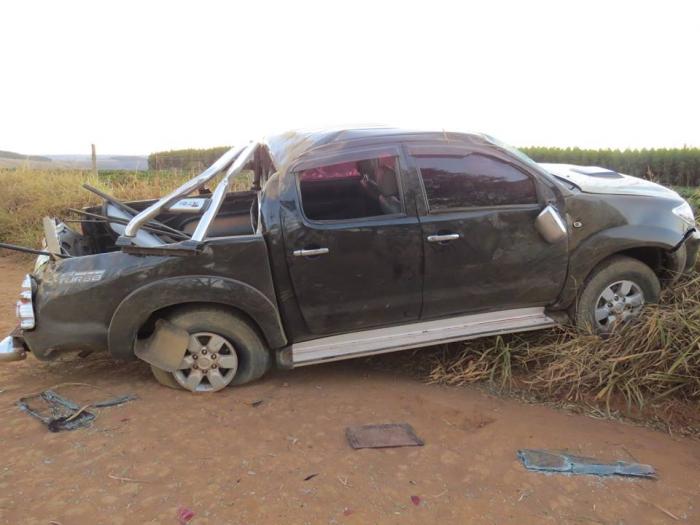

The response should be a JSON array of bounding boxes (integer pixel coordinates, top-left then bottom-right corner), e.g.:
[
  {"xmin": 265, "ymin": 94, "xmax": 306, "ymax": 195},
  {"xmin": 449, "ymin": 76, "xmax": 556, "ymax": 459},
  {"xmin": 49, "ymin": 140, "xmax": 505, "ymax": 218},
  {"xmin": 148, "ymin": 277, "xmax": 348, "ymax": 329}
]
[
  {"xmin": 298, "ymin": 156, "xmax": 402, "ymax": 221},
  {"xmin": 415, "ymin": 154, "xmax": 537, "ymax": 210}
]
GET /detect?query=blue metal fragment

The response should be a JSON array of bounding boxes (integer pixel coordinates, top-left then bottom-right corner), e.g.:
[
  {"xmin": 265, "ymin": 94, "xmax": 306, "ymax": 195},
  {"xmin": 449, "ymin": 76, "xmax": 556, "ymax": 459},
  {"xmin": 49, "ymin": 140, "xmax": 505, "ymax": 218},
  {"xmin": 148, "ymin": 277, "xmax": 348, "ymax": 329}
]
[{"xmin": 517, "ymin": 449, "xmax": 656, "ymax": 478}]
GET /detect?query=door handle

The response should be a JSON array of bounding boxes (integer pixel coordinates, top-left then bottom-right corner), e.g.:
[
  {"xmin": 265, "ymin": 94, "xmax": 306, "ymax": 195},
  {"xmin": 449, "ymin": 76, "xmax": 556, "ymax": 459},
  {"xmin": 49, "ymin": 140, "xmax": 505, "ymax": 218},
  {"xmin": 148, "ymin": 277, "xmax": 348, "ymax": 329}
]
[
  {"xmin": 427, "ymin": 233, "xmax": 460, "ymax": 243},
  {"xmin": 293, "ymin": 247, "xmax": 330, "ymax": 257}
]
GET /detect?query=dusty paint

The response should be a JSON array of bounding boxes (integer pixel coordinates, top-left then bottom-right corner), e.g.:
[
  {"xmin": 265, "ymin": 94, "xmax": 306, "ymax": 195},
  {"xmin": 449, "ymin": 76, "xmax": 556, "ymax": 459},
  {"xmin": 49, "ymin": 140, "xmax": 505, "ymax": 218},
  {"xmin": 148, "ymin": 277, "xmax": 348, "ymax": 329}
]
[{"xmin": 11, "ymin": 127, "xmax": 699, "ymax": 366}]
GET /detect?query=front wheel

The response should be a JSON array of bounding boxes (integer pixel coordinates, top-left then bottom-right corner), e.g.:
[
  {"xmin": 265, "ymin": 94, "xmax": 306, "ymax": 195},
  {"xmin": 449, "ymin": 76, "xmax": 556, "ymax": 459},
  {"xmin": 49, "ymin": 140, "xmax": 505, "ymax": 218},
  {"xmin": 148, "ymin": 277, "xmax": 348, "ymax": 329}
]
[
  {"xmin": 574, "ymin": 255, "xmax": 660, "ymax": 333},
  {"xmin": 150, "ymin": 306, "xmax": 270, "ymax": 392}
]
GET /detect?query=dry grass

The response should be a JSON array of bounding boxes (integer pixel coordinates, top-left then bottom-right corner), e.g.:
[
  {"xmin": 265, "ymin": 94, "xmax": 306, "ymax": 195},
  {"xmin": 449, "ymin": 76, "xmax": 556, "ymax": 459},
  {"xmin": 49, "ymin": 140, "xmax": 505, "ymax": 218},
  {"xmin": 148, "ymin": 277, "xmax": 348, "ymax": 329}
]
[
  {"xmin": 427, "ymin": 272, "xmax": 700, "ymax": 435},
  {"xmin": 0, "ymin": 168, "xmax": 193, "ymax": 249}
]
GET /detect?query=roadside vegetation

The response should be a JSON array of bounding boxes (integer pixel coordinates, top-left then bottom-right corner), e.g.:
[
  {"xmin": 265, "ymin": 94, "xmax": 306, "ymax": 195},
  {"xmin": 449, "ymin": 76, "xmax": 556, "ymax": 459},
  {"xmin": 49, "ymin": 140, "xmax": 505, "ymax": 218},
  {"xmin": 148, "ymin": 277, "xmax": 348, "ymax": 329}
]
[
  {"xmin": 0, "ymin": 169, "xmax": 192, "ymax": 249},
  {"xmin": 148, "ymin": 146, "xmax": 230, "ymax": 171},
  {"xmin": 424, "ymin": 270, "xmax": 700, "ymax": 436},
  {"xmin": 522, "ymin": 146, "xmax": 700, "ymax": 187}
]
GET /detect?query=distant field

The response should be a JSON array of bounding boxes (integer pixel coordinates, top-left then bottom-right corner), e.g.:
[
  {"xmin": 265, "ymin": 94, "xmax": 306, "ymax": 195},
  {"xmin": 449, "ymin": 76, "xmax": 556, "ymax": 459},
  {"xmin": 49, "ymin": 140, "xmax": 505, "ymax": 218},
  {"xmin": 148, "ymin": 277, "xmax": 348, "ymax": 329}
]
[{"xmin": 0, "ymin": 150, "xmax": 148, "ymax": 170}]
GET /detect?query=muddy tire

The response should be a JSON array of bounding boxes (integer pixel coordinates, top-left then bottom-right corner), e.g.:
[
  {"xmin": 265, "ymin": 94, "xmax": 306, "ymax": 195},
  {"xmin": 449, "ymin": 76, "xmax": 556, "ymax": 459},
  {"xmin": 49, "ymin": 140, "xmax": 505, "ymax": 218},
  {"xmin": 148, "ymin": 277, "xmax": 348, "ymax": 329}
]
[
  {"xmin": 150, "ymin": 306, "xmax": 271, "ymax": 392},
  {"xmin": 574, "ymin": 255, "xmax": 660, "ymax": 333}
]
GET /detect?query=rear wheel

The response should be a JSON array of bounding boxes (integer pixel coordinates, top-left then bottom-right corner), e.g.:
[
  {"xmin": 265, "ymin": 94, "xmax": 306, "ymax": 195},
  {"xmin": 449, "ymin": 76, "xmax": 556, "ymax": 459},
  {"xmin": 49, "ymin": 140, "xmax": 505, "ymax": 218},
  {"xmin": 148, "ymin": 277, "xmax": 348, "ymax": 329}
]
[
  {"xmin": 574, "ymin": 255, "xmax": 660, "ymax": 333},
  {"xmin": 150, "ymin": 306, "xmax": 270, "ymax": 392}
]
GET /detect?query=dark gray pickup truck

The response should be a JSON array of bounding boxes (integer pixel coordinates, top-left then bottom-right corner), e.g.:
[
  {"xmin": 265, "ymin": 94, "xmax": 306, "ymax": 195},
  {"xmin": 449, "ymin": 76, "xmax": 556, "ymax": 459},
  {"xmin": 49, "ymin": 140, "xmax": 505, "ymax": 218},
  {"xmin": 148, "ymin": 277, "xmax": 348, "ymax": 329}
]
[{"xmin": 2, "ymin": 127, "xmax": 698, "ymax": 392}]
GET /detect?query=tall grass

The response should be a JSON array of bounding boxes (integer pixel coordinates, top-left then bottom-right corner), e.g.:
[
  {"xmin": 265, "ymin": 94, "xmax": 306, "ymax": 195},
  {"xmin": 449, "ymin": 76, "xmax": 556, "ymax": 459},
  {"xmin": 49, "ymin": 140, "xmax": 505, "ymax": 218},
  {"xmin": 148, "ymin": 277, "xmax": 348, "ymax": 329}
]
[
  {"xmin": 0, "ymin": 168, "xmax": 191, "ymax": 249},
  {"xmin": 428, "ymin": 273, "xmax": 700, "ymax": 434}
]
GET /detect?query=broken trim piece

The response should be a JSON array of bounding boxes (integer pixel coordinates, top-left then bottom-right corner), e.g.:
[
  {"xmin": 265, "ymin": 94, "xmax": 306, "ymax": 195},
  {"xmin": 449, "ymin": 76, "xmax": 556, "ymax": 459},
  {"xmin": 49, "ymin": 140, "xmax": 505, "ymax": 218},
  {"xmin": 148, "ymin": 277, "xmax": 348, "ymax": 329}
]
[{"xmin": 134, "ymin": 318, "xmax": 190, "ymax": 372}]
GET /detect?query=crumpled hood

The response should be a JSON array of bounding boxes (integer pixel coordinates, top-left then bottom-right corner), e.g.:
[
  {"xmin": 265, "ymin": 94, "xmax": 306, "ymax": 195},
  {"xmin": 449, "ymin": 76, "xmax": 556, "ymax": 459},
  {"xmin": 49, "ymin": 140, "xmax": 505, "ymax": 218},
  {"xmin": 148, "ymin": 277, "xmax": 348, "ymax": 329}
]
[{"xmin": 539, "ymin": 163, "xmax": 682, "ymax": 200}]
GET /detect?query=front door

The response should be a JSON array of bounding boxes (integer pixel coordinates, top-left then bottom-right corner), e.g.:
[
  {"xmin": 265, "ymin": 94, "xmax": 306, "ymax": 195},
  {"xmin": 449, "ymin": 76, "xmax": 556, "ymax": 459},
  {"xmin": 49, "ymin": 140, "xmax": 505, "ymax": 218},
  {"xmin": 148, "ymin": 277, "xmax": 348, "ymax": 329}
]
[
  {"xmin": 411, "ymin": 149, "xmax": 568, "ymax": 319},
  {"xmin": 282, "ymin": 149, "xmax": 423, "ymax": 335}
]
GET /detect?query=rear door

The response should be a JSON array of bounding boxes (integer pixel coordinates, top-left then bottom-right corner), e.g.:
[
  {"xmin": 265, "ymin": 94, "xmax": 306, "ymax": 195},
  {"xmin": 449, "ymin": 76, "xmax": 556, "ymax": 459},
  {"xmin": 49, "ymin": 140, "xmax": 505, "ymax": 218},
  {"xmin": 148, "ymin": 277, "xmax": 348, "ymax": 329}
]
[
  {"xmin": 282, "ymin": 146, "xmax": 423, "ymax": 336},
  {"xmin": 409, "ymin": 145, "xmax": 568, "ymax": 319}
]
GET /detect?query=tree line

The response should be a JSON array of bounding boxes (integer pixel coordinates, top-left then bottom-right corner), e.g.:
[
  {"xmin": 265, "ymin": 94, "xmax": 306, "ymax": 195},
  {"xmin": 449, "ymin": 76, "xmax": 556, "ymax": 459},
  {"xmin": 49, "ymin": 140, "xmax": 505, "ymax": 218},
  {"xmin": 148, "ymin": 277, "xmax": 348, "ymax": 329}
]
[
  {"xmin": 148, "ymin": 146, "xmax": 230, "ymax": 171},
  {"xmin": 149, "ymin": 145, "xmax": 700, "ymax": 187},
  {"xmin": 521, "ymin": 146, "xmax": 700, "ymax": 187}
]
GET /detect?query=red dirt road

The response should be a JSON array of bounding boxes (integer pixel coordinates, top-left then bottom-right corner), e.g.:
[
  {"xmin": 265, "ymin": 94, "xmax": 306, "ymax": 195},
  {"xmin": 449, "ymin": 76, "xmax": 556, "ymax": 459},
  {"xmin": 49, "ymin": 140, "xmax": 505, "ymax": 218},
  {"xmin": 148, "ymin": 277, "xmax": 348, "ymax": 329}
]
[{"xmin": 0, "ymin": 257, "xmax": 698, "ymax": 524}]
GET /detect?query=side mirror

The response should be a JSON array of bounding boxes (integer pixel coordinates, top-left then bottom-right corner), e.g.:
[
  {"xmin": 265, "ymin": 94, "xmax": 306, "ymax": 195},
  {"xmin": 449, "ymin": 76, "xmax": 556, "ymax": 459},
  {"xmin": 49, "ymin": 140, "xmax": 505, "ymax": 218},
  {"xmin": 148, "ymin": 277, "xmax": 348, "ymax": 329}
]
[{"xmin": 535, "ymin": 204, "xmax": 567, "ymax": 243}]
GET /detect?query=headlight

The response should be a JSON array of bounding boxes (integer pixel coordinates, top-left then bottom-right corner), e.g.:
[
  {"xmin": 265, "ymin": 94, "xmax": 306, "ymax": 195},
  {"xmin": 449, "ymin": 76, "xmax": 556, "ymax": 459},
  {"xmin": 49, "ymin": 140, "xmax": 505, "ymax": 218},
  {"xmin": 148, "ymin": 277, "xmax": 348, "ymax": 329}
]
[
  {"xmin": 15, "ymin": 275, "xmax": 35, "ymax": 330},
  {"xmin": 673, "ymin": 201, "xmax": 696, "ymax": 226}
]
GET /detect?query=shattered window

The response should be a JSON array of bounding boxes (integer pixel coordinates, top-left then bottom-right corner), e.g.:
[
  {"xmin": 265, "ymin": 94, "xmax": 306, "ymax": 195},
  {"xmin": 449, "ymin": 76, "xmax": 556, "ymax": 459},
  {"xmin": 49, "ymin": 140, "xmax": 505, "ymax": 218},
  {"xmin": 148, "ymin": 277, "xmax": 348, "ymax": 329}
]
[
  {"xmin": 298, "ymin": 156, "xmax": 403, "ymax": 221},
  {"xmin": 416, "ymin": 154, "xmax": 537, "ymax": 210}
]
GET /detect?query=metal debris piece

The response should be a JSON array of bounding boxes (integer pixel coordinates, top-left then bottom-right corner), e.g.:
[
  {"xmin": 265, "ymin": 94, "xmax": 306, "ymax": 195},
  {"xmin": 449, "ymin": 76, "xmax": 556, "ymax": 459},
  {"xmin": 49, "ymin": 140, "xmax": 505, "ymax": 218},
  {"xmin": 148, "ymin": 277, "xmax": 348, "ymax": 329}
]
[
  {"xmin": 345, "ymin": 423, "xmax": 424, "ymax": 449},
  {"xmin": 17, "ymin": 389, "xmax": 137, "ymax": 432},
  {"xmin": 517, "ymin": 449, "xmax": 656, "ymax": 478}
]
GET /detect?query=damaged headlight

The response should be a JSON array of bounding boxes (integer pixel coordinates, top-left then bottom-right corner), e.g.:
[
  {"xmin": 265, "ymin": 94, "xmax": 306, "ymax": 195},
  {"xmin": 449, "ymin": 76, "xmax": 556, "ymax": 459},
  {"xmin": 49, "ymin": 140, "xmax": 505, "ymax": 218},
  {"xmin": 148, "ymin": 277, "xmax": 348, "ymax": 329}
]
[
  {"xmin": 673, "ymin": 201, "xmax": 696, "ymax": 227},
  {"xmin": 15, "ymin": 275, "xmax": 35, "ymax": 330}
]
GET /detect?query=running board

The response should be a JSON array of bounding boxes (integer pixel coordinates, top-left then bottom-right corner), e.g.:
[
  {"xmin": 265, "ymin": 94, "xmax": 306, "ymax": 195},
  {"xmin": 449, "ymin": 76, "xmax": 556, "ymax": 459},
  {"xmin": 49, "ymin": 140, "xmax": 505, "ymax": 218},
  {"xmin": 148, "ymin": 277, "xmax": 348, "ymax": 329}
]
[{"xmin": 291, "ymin": 307, "xmax": 557, "ymax": 367}]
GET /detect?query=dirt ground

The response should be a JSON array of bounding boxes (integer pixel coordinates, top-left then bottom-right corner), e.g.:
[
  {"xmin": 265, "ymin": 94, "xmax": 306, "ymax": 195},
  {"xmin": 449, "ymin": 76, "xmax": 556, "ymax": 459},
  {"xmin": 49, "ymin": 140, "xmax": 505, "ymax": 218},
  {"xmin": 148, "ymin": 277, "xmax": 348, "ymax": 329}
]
[{"xmin": 0, "ymin": 257, "xmax": 698, "ymax": 524}]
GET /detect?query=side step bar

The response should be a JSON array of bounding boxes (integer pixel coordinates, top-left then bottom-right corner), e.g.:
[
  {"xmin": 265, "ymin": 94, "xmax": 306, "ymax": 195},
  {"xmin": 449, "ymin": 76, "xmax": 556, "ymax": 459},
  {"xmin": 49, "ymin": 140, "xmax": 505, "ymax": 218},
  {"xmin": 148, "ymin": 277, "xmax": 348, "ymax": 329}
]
[{"xmin": 291, "ymin": 307, "xmax": 557, "ymax": 367}]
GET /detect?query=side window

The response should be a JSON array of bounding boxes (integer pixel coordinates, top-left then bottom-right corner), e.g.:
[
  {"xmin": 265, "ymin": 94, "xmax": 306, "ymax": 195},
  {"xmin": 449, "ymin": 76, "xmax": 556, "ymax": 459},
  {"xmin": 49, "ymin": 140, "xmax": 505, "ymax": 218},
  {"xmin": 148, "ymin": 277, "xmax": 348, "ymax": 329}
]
[
  {"xmin": 298, "ymin": 156, "xmax": 402, "ymax": 221},
  {"xmin": 415, "ymin": 154, "xmax": 538, "ymax": 210}
]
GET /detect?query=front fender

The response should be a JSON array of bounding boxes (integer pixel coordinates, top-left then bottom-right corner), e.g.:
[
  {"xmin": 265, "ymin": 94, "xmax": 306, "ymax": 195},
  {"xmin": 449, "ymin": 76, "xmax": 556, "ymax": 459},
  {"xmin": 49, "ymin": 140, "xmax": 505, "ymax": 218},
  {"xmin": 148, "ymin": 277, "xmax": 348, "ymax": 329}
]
[
  {"xmin": 108, "ymin": 275, "xmax": 287, "ymax": 360},
  {"xmin": 553, "ymin": 224, "xmax": 685, "ymax": 310}
]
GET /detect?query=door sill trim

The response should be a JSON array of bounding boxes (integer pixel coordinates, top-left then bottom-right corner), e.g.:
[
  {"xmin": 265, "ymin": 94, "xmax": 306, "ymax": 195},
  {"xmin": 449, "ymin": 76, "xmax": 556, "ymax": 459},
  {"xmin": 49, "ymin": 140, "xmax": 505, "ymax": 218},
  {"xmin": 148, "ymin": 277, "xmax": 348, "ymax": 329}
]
[{"xmin": 291, "ymin": 307, "xmax": 557, "ymax": 367}]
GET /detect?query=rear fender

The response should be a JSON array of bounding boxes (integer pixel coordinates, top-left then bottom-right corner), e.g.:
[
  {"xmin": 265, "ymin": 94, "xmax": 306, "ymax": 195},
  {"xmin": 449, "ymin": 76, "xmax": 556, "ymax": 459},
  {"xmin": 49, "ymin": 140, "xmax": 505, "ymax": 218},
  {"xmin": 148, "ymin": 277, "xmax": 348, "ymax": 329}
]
[{"xmin": 108, "ymin": 275, "xmax": 287, "ymax": 360}]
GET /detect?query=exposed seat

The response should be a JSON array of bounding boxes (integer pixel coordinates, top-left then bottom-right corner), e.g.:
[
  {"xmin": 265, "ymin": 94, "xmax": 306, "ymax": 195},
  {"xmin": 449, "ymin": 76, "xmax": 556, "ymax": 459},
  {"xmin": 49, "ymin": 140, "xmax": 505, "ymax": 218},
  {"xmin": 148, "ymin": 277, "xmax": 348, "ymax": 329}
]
[
  {"xmin": 377, "ymin": 167, "xmax": 401, "ymax": 215},
  {"xmin": 182, "ymin": 214, "xmax": 253, "ymax": 237}
]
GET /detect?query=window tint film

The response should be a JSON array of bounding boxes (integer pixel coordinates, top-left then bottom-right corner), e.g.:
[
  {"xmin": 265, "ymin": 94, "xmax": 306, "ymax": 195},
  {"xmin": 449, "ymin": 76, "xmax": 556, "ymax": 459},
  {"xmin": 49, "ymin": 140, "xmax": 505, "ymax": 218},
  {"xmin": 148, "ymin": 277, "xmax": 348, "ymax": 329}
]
[
  {"xmin": 299, "ymin": 156, "xmax": 402, "ymax": 220},
  {"xmin": 416, "ymin": 154, "xmax": 537, "ymax": 210}
]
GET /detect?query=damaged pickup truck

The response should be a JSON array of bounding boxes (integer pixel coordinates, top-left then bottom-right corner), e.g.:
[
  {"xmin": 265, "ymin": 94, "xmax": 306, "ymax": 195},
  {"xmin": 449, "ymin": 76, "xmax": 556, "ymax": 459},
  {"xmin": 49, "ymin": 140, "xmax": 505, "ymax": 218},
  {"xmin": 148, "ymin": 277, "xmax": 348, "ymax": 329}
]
[{"xmin": 1, "ymin": 127, "xmax": 698, "ymax": 392}]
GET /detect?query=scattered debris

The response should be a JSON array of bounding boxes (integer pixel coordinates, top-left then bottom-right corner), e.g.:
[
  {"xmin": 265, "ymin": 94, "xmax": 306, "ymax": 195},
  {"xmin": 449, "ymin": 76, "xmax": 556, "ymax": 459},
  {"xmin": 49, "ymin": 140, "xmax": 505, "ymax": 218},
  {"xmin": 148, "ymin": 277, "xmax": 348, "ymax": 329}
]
[
  {"xmin": 303, "ymin": 473, "xmax": 319, "ymax": 481},
  {"xmin": 343, "ymin": 508, "xmax": 353, "ymax": 516},
  {"xmin": 410, "ymin": 495, "xmax": 421, "ymax": 506},
  {"xmin": 176, "ymin": 506, "xmax": 195, "ymax": 524},
  {"xmin": 17, "ymin": 388, "xmax": 137, "ymax": 432},
  {"xmin": 337, "ymin": 475, "xmax": 351, "ymax": 487},
  {"xmin": 107, "ymin": 473, "xmax": 152, "ymax": 484},
  {"xmin": 517, "ymin": 449, "xmax": 656, "ymax": 478},
  {"xmin": 345, "ymin": 423, "xmax": 424, "ymax": 449},
  {"xmin": 250, "ymin": 399, "xmax": 264, "ymax": 408}
]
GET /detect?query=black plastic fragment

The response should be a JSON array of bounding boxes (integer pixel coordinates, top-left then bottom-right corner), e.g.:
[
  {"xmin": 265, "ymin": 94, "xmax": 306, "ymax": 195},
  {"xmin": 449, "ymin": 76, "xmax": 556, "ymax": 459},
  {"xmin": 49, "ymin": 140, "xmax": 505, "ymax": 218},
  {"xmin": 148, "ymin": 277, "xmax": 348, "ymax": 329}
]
[{"xmin": 17, "ymin": 389, "xmax": 137, "ymax": 432}]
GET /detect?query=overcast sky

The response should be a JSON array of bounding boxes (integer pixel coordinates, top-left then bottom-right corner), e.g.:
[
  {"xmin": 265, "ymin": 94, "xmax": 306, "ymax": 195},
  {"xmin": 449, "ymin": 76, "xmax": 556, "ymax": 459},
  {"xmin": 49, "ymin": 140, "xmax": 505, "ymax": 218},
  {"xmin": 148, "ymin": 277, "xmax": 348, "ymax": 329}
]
[{"xmin": 1, "ymin": 0, "xmax": 698, "ymax": 154}]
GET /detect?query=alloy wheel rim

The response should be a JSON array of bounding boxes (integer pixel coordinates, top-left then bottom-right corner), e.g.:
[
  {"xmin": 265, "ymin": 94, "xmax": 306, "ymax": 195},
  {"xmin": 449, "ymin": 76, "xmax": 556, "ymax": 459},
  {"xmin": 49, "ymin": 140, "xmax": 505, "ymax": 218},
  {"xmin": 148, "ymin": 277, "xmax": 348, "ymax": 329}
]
[
  {"xmin": 594, "ymin": 280, "xmax": 645, "ymax": 332},
  {"xmin": 173, "ymin": 331, "xmax": 238, "ymax": 392}
]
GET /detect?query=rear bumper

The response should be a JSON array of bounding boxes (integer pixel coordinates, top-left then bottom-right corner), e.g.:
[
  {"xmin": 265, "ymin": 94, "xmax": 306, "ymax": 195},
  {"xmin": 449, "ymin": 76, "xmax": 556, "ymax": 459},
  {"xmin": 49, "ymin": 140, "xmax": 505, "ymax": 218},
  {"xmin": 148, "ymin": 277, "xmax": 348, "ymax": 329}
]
[{"xmin": 0, "ymin": 327, "xmax": 28, "ymax": 363}]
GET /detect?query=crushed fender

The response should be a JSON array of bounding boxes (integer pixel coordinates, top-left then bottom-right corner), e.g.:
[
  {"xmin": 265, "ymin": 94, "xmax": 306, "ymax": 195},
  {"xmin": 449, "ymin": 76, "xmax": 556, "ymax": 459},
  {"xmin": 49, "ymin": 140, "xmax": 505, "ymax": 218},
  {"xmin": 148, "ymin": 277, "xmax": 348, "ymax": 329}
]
[
  {"xmin": 517, "ymin": 449, "xmax": 656, "ymax": 478},
  {"xmin": 17, "ymin": 389, "xmax": 137, "ymax": 432}
]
